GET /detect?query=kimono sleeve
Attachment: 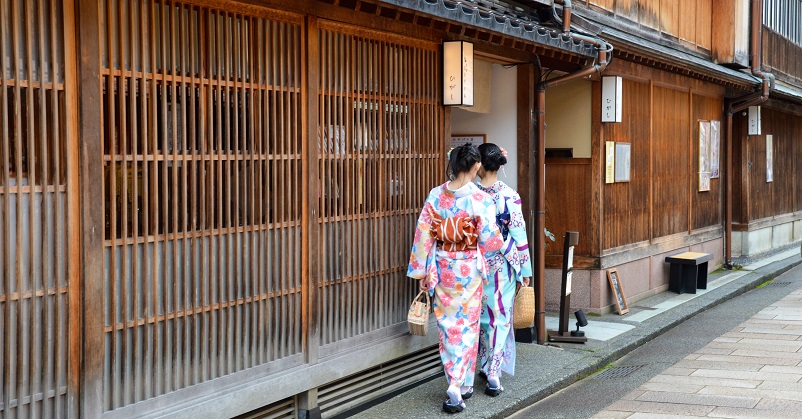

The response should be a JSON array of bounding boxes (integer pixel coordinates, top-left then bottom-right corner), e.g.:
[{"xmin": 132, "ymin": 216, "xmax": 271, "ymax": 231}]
[
  {"xmin": 407, "ymin": 199, "xmax": 436, "ymax": 279},
  {"xmin": 507, "ymin": 192, "xmax": 533, "ymax": 278},
  {"xmin": 476, "ymin": 194, "xmax": 503, "ymax": 255}
]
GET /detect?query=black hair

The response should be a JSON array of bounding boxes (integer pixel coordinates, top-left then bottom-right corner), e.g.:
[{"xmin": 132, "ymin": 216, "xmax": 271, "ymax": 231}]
[
  {"xmin": 447, "ymin": 144, "xmax": 481, "ymax": 180},
  {"xmin": 477, "ymin": 143, "xmax": 508, "ymax": 172}
]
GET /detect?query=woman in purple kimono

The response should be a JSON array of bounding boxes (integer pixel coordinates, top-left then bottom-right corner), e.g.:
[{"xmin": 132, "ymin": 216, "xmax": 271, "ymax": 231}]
[
  {"xmin": 475, "ymin": 143, "xmax": 533, "ymax": 397},
  {"xmin": 407, "ymin": 144, "xmax": 503, "ymax": 413}
]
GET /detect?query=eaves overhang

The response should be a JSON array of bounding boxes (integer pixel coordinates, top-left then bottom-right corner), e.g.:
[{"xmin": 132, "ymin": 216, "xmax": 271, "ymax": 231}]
[
  {"xmin": 600, "ymin": 25, "xmax": 761, "ymax": 91},
  {"xmin": 773, "ymin": 81, "xmax": 802, "ymax": 104},
  {"xmin": 378, "ymin": 0, "xmax": 599, "ymax": 59}
]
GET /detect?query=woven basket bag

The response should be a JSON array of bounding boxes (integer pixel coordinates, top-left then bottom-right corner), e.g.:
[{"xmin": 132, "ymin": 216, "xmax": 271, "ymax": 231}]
[
  {"xmin": 407, "ymin": 291, "xmax": 431, "ymax": 336},
  {"xmin": 513, "ymin": 286, "xmax": 535, "ymax": 329}
]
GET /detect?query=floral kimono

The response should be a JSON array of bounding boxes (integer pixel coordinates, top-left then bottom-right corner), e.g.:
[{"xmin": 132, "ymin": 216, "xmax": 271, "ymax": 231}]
[
  {"xmin": 407, "ymin": 182, "xmax": 503, "ymax": 388},
  {"xmin": 475, "ymin": 181, "xmax": 533, "ymax": 378}
]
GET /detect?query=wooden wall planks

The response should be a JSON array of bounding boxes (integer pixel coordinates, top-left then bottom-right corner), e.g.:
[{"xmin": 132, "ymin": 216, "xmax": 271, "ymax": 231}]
[
  {"xmin": 601, "ymin": 79, "xmax": 650, "ymax": 250},
  {"xmin": 580, "ymin": 0, "xmax": 713, "ymax": 51},
  {"xmin": 597, "ymin": 69, "xmax": 725, "ymax": 253}
]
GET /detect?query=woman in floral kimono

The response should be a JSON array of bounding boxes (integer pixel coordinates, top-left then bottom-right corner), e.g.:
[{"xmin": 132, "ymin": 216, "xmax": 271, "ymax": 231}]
[
  {"xmin": 475, "ymin": 143, "xmax": 533, "ymax": 397},
  {"xmin": 407, "ymin": 144, "xmax": 503, "ymax": 413}
]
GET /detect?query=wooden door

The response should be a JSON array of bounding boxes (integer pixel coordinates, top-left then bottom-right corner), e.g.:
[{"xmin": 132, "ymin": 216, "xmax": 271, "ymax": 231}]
[
  {"xmin": 315, "ymin": 22, "xmax": 443, "ymax": 355},
  {"xmin": 97, "ymin": 1, "xmax": 306, "ymax": 412},
  {"xmin": 1, "ymin": 0, "xmax": 79, "ymax": 417}
]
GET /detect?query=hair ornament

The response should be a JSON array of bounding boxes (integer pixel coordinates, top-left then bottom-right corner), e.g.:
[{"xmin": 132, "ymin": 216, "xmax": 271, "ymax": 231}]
[
  {"xmin": 500, "ymin": 147, "xmax": 508, "ymax": 158},
  {"xmin": 447, "ymin": 147, "xmax": 455, "ymax": 159}
]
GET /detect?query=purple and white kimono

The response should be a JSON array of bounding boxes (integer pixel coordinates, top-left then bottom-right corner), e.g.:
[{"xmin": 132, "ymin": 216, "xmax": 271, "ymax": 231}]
[{"xmin": 475, "ymin": 181, "xmax": 533, "ymax": 377}]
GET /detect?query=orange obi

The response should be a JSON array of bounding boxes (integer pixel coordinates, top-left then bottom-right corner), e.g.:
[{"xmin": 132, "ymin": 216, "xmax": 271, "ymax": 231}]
[{"xmin": 428, "ymin": 206, "xmax": 478, "ymax": 251}]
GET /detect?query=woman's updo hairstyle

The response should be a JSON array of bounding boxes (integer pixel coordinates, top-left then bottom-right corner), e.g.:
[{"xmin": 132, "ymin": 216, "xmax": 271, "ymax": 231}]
[
  {"xmin": 447, "ymin": 144, "xmax": 481, "ymax": 180},
  {"xmin": 477, "ymin": 143, "xmax": 508, "ymax": 172}
]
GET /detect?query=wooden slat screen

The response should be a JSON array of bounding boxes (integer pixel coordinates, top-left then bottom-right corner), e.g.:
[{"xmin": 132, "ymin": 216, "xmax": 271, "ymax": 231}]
[
  {"xmin": 316, "ymin": 23, "xmax": 442, "ymax": 349},
  {"xmin": 99, "ymin": 1, "xmax": 304, "ymax": 411},
  {"xmin": 0, "ymin": 0, "xmax": 70, "ymax": 417}
]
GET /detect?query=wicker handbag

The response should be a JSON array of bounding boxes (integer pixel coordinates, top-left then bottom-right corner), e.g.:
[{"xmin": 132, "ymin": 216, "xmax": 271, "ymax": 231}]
[
  {"xmin": 513, "ymin": 286, "xmax": 535, "ymax": 329},
  {"xmin": 407, "ymin": 291, "xmax": 431, "ymax": 336}
]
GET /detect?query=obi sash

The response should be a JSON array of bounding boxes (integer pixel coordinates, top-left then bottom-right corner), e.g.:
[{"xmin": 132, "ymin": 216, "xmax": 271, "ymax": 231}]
[{"xmin": 427, "ymin": 206, "xmax": 478, "ymax": 251}]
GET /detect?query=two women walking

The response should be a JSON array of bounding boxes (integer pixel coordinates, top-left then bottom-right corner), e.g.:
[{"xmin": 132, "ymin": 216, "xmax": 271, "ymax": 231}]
[{"xmin": 407, "ymin": 143, "xmax": 533, "ymax": 414}]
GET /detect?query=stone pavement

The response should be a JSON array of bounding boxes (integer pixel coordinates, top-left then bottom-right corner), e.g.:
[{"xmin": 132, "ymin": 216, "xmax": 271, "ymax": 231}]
[
  {"xmin": 350, "ymin": 247, "xmax": 802, "ymax": 419},
  {"xmin": 593, "ymin": 282, "xmax": 802, "ymax": 418}
]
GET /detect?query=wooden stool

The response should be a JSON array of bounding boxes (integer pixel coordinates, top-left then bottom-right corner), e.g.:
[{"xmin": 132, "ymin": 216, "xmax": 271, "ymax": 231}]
[{"xmin": 665, "ymin": 252, "xmax": 713, "ymax": 294}]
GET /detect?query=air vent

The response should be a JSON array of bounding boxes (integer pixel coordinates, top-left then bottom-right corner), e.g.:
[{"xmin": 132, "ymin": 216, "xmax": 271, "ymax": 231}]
[
  {"xmin": 319, "ymin": 346, "xmax": 441, "ymax": 418},
  {"xmin": 593, "ymin": 365, "xmax": 643, "ymax": 380},
  {"xmin": 235, "ymin": 397, "xmax": 297, "ymax": 419}
]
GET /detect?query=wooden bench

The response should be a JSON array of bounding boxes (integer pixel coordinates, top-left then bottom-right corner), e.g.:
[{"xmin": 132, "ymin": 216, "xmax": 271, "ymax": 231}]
[{"xmin": 665, "ymin": 252, "xmax": 713, "ymax": 294}]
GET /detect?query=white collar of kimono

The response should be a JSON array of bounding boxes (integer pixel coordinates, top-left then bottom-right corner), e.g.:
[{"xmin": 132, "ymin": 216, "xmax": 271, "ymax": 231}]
[{"xmin": 442, "ymin": 181, "xmax": 478, "ymax": 198}]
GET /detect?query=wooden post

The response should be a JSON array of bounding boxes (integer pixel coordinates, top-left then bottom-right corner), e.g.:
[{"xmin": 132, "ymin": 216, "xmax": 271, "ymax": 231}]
[
  {"xmin": 514, "ymin": 63, "xmax": 538, "ymax": 344},
  {"xmin": 304, "ymin": 15, "xmax": 320, "ymax": 365},
  {"xmin": 74, "ymin": 0, "xmax": 104, "ymax": 416}
]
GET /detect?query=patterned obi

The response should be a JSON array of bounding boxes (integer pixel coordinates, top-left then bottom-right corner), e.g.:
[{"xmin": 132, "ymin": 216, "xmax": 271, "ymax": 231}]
[{"xmin": 428, "ymin": 207, "xmax": 478, "ymax": 251}]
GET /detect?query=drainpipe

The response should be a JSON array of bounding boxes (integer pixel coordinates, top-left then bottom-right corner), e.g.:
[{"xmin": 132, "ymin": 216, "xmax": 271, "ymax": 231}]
[
  {"xmin": 533, "ymin": 41, "xmax": 610, "ymax": 344},
  {"xmin": 724, "ymin": 0, "xmax": 773, "ymax": 267},
  {"xmin": 554, "ymin": 0, "xmax": 572, "ymax": 33}
]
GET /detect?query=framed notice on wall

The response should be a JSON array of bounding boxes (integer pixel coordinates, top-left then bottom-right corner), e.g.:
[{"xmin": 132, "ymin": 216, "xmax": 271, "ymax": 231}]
[
  {"xmin": 710, "ymin": 120, "xmax": 720, "ymax": 178},
  {"xmin": 606, "ymin": 269, "xmax": 629, "ymax": 315},
  {"xmin": 450, "ymin": 134, "xmax": 485, "ymax": 149},
  {"xmin": 766, "ymin": 135, "xmax": 773, "ymax": 182},
  {"xmin": 614, "ymin": 142, "xmax": 630, "ymax": 182},
  {"xmin": 699, "ymin": 121, "xmax": 711, "ymax": 191},
  {"xmin": 605, "ymin": 141, "xmax": 615, "ymax": 183}
]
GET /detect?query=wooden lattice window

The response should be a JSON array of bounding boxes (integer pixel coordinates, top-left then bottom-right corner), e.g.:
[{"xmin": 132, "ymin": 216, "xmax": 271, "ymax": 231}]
[
  {"xmin": 99, "ymin": 1, "xmax": 304, "ymax": 410},
  {"xmin": 1, "ymin": 0, "xmax": 71, "ymax": 417},
  {"xmin": 316, "ymin": 23, "xmax": 443, "ymax": 351}
]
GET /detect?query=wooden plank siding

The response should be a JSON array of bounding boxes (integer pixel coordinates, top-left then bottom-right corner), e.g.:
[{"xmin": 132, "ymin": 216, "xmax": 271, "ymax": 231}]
[
  {"xmin": 734, "ymin": 108, "xmax": 802, "ymax": 224},
  {"xmin": 545, "ymin": 158, "xmax": 593, "ymax": 257},
  {"xmin": 597, "ymin": 59, "xmax": 726, "ymax": 254},
  {"xmin": 691, "ymin": 93, "xmax": 723, "ymax": 230},
  {"xmin": 600, "ymin": 79, "xmax": 650, "ymax": 250},
  {"xmin": 652, "ymin": 85, "xmax": 691, "ymax": 238},
  {"xmin": 763, "ymin": 28, "xmax": 802, "ymax": 85},
  {"xmin": 579, "ymin": 0, "xmax": 713, "ymax": 51},
  {"xmin": 0, "ymin": 0, "xmax": 75, "ymax": 417}
]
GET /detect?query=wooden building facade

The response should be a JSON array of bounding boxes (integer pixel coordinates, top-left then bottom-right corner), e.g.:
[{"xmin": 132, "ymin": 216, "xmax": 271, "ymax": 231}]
[
  {"xmin": 541, "ymin": 0, "xmax": 802, "ymax": 313},
  {"xmin": 0, "ymin": 0, "xmax": 601, "ymax": 417},
  {"xmin": 2, "ymin": 0, "xmax": 801, "ymax": 417}
]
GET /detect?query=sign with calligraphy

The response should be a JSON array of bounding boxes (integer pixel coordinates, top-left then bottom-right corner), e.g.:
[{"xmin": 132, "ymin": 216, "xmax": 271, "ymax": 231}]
[
  {"xmin": 443, "ymin": 41, "xmax": 474, "ymax": 106},
  {"xmin": 601, "ymin": 76, "xmax": 622, "ymax": 123}
]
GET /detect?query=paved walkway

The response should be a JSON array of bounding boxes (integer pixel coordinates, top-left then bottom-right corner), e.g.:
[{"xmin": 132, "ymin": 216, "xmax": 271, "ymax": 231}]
[
  {"xmin": 593, "ymin": 284, "xmax": 802, "ymax": 418},
  {"xmin": 351, "ymin": 247, "xmax": 802, "ymax": 419}
]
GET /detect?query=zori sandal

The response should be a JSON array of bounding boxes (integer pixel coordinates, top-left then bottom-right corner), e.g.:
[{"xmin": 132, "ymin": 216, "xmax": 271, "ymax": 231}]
[
  {"xmin": 484, "ymin": 384, "xmax": 504, "ymax": 397},
  {"xmin": 442, "ymin": 398, "xmax": 466, "ymax": 413}
]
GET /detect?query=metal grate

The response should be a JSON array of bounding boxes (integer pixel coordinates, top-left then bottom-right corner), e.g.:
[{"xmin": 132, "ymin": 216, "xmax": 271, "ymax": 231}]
[
  {"xmin": 318, "ymin": 346, "xmax": 442, "ymax": 418},
  {"xmin": 764, "ymin": 282, "xmax": 793, "ymax": 287},
  {"xmin": 593, "ymin": 365, "xmax": 643, "ymax": 380}
]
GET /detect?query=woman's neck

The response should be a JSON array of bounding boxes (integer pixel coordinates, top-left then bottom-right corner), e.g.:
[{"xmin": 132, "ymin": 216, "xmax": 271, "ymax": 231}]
[
  {"xmin": 480, "ymin": 172, "xmax": 499, "ymax": 188},
  {"xmin": 448, "ymin": 174, "xmax": 473, "ymax": 191}
]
